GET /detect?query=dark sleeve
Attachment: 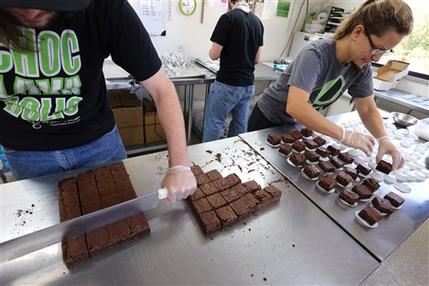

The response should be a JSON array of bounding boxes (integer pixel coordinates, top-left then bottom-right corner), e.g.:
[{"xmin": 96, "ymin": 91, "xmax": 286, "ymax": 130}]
[
  {"xmin": 210, "ymin": 14, "xmax": 231, "ymax": 46},
  {"xmin": 348, "ymin": 64, "xmax": 374, "ymax": 98},
  {"xmin": 100, "ymin": 0, "xmax": 162, "ymax": 81},
  {"xmin": 287, "ymin": 47, "xmax": 324, "ymax": 94}
]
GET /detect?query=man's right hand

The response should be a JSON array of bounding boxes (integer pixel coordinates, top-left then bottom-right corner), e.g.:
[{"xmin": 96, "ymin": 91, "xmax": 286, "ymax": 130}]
[{"xmin": 340, "ymin": 128, "xmax": 375, "ymax": 156}]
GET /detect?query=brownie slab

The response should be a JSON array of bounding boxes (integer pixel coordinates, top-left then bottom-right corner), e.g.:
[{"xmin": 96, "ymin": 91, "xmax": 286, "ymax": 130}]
[
  {"xmin": 292, "ymin": 141, "xmax": 306, "ymax": 152},
  {"xmin": 263, "ymin": 185, "xmax": 282, "ymax": 201},
  {"xmin": 267, "ymin": 134, "xmax": 282, "ymax": 145},
  {"xmin": 371, "ymin": 197, "xmax": 395, "ymax": 215},
  {"xmin": 376, "ymin": 160, "xmax": 393, "ymax": 174},
  {"xmin": 362, "ymin": 178, "xmax": 380, "ymax": 192},
  {"xmin": 301, "ymin": 127, "xmax": 313, "ymax": 137},
  {"xmin": 338, "ymin": 190, "xmax": 360, "ymax": 205},
  {"xmin": 213, "ymin": 174, "xmax": 241, "ymax": 191},
  {"xmin": 205, "ymin": 170, "xmax": 223, "ymax": 182},
  {"xmin": 330, "ymin": 157, "xmax": 345, "ymax": 169},
  {"xmin": 318, "ymin": 161, "xmax": 335, "ymax": 173},
  {"xmin": 303, "ymin": 164, "xmax": 321, "ymax": 179},
  {"xmin": 316, "ymin": 147, "xmax": 329, "ymax": 159},
  {"xmin": 200, "ymin": 182, "xmax": 218, "ymax": 196},
  {"xmin": 327, "ymin": 145, "xmax": 340, "ymax": 156},
  {"xmin": 304, "ymin": 150, "xmax": 320, "ymax": 163},
  {"xmin": 303, "ymin": 139, "xmax": 318, "ymax": 150},
  {"xmin": 384, "ymin": 192, "xmax": 404, "ymax": 208},
  {"xmin": 352, "ymin": 185, "xmax": 373, "ymax": 200},
  {"xmin": 281, "ymin": 134, "xmax": 296, "ymax": 144},
  {"xmin": 313, "ymin": 136, "xmax": 326, "ymax": 147},
  {"xmin": 343, "ymin": 167, "xmax": 358, "ymax": 180},
  {"xmin": 335, "ymin": 171, "xmax": 352, "ymax": 187},
  {"xmin": 318, "ymin": 175, "xmax": 336, "ymax": 191},
  {"xmin": 190, "ymin": 188, "xmax": 205, "ymax": 201},
  {"xmin": 279, "ymin": 143, "xmax": 292, "ymax": 156},
  {"xmin": 358, "ymin": 207, "xmax": 381, "ymax": 226},
  {"xmin": 192, "ymin": 198, "xmax": 213, "ymax": 214},
  {"xmin": 242, "ymin": 180, "xmax": 261, "ymax": 193},
  {"xmin": 356, "ymin": 164, "xmax": 371, "ymax": 176},
  {"xmin": 230, "ymin": 198, "xmax": 251, "ymax": 218},
  {"xmin": 290, "ymin": 130, "xmax": 303, "ymax": 140},
  {"xmin": 290, "ymin": 153, "xmax": 306, "ymax": 167},
  {"xmin": 338, "ymin": 152, "xmax": 354, "ymax": 165}
]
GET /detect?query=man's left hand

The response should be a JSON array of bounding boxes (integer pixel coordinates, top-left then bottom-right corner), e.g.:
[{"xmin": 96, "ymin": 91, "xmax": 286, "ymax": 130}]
[
  {"xmin": 161, "ymin": 165, "xmax": 197, "ymax": 204},
  {"xmin": 376, "ymin": 136, "xmax": 405, "ymax": 171}
]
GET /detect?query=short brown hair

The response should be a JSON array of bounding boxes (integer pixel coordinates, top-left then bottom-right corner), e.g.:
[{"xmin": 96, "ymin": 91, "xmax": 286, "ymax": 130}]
[{"xmin": 335, "ymin": 0, "xmax": 413, "ymax": 40}]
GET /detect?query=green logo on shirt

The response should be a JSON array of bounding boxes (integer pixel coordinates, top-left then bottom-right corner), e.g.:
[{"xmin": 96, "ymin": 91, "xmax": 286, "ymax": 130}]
[
  {"xmin": 311, "ymin": 75, "xmax": 345, "ymax": 110},
  {"xmin": 0, "ymin": 28, "xmax": 83, "ymax": 126}
]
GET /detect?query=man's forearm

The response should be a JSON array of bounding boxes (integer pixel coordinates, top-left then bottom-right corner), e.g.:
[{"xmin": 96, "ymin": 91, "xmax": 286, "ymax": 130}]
[
  {"xmin": 358, "ymin": 107, "xmax": 386, "ymax": 139},
  {"xmin": 153, "ymin": 82, "xmax": 189, "ymax": 167}
]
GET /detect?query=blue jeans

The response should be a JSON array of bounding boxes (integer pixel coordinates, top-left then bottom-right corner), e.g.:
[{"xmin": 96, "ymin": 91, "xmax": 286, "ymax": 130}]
[
  {"xmin": 203, "ymin": 81, "xmax": 255, "ymax": 142},
  {"xmin": 4, "ymin": 127, "xmax": 127, "ymax": 180}
]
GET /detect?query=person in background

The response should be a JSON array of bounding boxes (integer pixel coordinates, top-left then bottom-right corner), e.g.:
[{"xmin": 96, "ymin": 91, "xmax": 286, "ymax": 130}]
[
  {"xmin": 203, "ymin": 0, "xmax": 264, "ymax": 142},
  {"xmin": 248, "ymin": 0, "xmax": 412, "ymax": 171},
  {"xmin": 0, "ymin": 0, "xmax": 196, "ymax": 203}
]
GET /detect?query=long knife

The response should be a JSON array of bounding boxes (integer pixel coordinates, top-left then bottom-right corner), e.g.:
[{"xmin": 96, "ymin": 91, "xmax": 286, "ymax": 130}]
[{"xmin": 0, "ymin": 188, "xmax": 168, "ymax": 263}]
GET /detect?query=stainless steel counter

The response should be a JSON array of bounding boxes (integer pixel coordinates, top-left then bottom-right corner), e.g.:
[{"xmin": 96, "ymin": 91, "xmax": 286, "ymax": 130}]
[
  {"xmin": 374, "ymin": 89, "xmax": 429, "ymax": 114},
  {"xmin": 239, "ymin": 112, "xmax": 429, "ymax": 262},
  {"xmin": 1, "ymin": 137, "xmax": 378, "ymax": 285}
]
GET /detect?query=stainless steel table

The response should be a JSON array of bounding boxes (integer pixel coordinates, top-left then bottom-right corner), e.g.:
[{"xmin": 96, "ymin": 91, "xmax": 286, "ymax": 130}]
[
  {"xmin": 1, "ymin": 137, "xmax": 378, "ymax": 285},
  {"xmin": 239, "ymin": 111, "xmax": 429, "ymax": 262},
  {"xmin": 374, "ymin": 89, "xmax": 429, "ymax": 114}
]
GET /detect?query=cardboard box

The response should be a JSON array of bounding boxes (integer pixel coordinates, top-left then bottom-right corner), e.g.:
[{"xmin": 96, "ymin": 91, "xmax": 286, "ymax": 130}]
[
  {"xmin": 107, "ymin": 90, "xmax": 122, "ymax": 108},
  {"xmin": 373, "ymin": 60, "xmax": 409, "ymax": 91},
  {"xmin": 117, "ymin": 124, "xmax": 165, "ymax": 147},
  {"xmin": 112, "ymin": 107, "xmax": 160, "ymax": 128}
]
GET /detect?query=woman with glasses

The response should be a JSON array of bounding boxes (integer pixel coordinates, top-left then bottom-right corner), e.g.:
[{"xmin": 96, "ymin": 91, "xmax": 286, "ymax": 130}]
[{"xmin": 248, "ymin": 0, "xmax": 413, "ymax": 171}]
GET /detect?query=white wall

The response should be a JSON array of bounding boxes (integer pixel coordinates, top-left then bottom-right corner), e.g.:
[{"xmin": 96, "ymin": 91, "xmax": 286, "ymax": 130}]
[{"xmin": 150, "ymin": 0, "xmax": 308, "ymax": 61}]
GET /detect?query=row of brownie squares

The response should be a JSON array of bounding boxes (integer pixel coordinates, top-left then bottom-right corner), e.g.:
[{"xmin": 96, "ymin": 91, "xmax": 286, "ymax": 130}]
[
  {"xmin": 58, "ymin": 162, "xmax": 150, "ymax": 267},
  {"xmin": 267, "ymin": 127, "xmax": 326, "ymax": 147},
  {"xmin": 190, "ymin": 166, "xmax": 282, "ymax": 234},
  {"xmin": 357, "ymin": 192, "xmax": 405, "ymax": 226}
]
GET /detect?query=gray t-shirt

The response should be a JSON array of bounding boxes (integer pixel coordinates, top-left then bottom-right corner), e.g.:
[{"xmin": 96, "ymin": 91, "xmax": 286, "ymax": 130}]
[{"xmin": 258, "ymin": 39, "xmax": 373, "ymax": 124}]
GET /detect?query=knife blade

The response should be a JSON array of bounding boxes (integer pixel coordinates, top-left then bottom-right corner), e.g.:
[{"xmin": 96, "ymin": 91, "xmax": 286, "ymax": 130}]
[{"xmin": 0, "ymin": 188, "xmax": 168, "ymax": 263}]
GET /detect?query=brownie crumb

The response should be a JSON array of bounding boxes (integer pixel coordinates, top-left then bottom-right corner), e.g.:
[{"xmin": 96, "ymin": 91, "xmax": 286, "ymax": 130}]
[
  {"xmin": 206, "ymin": 150, "xmax": 213, "ymax": 154},
  {"xmin": 250, "ymin": 274, "xmax": 254, "ymax": 277},
  {"xmin": 263, "ymin": 277, "xmax": 267, "ymax": 281},
  {"xmin": 260, "ymin": 147, "xmax": 265, "ymax": 151},
  {"xmin": 215, "ymin": 153, "xmax": 222, "ymax": 162},
  {"xmin": 248, "ymin": 228, "xmax": 251, "ymax": 231},
  {"xmin": 292, "ymin": 244, "xmax": 295, "ymax": 247}
]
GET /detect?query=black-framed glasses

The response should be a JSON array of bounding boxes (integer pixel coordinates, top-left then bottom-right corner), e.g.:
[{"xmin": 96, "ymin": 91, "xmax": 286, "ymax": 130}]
[{"xmin": 364, "ymin": 28, "xmax": 394, "ymax": 56}]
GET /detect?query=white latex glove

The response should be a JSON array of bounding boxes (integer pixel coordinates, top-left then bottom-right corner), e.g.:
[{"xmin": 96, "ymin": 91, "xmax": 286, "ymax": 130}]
[
  {"xmin": 161, "ymin": 165, "xmax": 197, "ymax": 204},
  {"xmin": 376, "ymin": 136, "xmax": 405, "ymax": 171},
  {"xmin": 339, "ymin": 127, "xmax": 375, "ymax": 156}
]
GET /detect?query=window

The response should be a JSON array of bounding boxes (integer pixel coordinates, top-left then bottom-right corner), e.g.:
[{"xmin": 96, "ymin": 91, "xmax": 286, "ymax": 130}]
[{"xmin": 377, "ymin": 0, "xmax": 429, "ymax": 76}]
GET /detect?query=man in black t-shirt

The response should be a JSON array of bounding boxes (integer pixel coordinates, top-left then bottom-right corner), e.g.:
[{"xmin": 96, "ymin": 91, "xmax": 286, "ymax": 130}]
[
  {"xmin": 203, "ymin": 0, "xmax": 263, "ymax": 142},
  {"xmin": 0, "ymin": 0, "xmax": 196, "ymax": 203}
]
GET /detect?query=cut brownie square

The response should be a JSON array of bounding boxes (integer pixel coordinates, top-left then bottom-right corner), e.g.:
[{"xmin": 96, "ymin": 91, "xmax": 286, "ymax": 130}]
[
  {"xmin": 358, "ymin": 207, "xmax": 381, "ymax": 226},
  {"xmin": 290, "ymin": 153, "xmax": 306, "ymax": 167},
  {"xmin": 290, "ymin": 130, "xmax": 303, "ymax": 140},
  {"xmin": 58, "ymin": 177, "xmax": 77, "ymax": 191},
  {"xmin": 62, "ymin": 236, "xmax": 89, "ymax": 266},
  {"xmin": 110, "ymin": 162, "xmax": 127, "ymax": 176},
  {"xmin": 338, "ymin": 190, "xmax": 360, "ymax": 205},
  {"xmin": 200, "ymin": 182, "xmax": 218, "ymax": 196},
  {"xmin": 384, "ymin": 192, "xmax": 404, "ymax": 208},
  {"xmin": 330, "ymin": 157, "xmax": 345, "ymax": 169},
  {"xmin": 192, "ymin": 198, "xmax": 212, "ymax": 214},
  {"xmin": 241, "ymin": 193, "xmax": 259, "ymax": 210},
  {"xmin": 242, "ymin": 180, "xmax": 261, "ymax": 193},
  {"xmin": 318, "ymin": 160, "xmax": 335, "ymax": 173},
  {"xmin": 376, "ymin": 160, "xmax": 392, "ymax": 174},
  {"xmin": 351, "ymin": 185, "xmax": 372, "ymax": 200},
  {"xmin": 279, "ymin": 143, "xmax": 292, "ymax": 156},
  {"xmin": 303, "ymin": 139, "xmax": 318, "ymax": 150},
  {"xmin": 356, "ymin": 164, "xmax": 371, "ymax": 176},
  {"xmin": 207, "ymin": 193, "xmax": 227, "ymax": 209},
  {"xmin": 292, "ymin": 141, "xmax": 306, "ymax": 152},
  {"xmin": 281, "ymin": 134, "xmax": 296, "ymax": 144},
  {"xmin": 318, "ymin": 175, "xmax": 336, "ymax": 191},
  {"xmin": 313, "ymin": 136, "xmax": 326, "ymax": 147},
  {"xmin": 304, "ymin": 150, "xmax": 320, "ymax": 163},
  {"xmin": 303, "ymin": 164, "xmax": 321, "ymax": 179},
  {"xmin": 362, "ymin": 178, "xmax": 380, "ymax": 192},
  {"xmin": 195, "ymin": 173, "xmax": 210, "ymax": 185},
  {"xmin": 213, "ymin": 174, "xmax": 241, "ymax": 191},
  {"xmin": 335, "ymin": 171, "xmax": 352, "ymax": 187},
  {"xmin": 267, "ymin": 134, "xmax": 282, "ymax": 145},
  {"xmin": 254, "ymin": 189, "xmax": 274, "ymax": 210},
  {"xmin": 338, "ymin": 152, "xmax": 354, "ymax": 165},
  {"xmin": 301, "ymin": 127, "xmax": 313, "ymax": 137},
  {"xmin": 343, "ymin": 167, "xmax": 359, "ymax": 180},
  {"xmin": 190, "ymin": 187, "xmax": 205, "ymax": 201},
  {"xmin": 215, "ymin": 205, "xmax": 238, "ymax": 227},
  {"xmin": 230, "ymin": 197, "xmax": 251, "ymax": 218},
  {"xmin": 371, "ymin": 197, "xmax": 395, "ymax": 215},
  {"xmin": 327, "ymin": 145, "xmax": 340, "ymax": 156},
  {"xmin": 199, "ymin": 210, "xmax": 221, "ymax": 234},
  {"xmin": 263, "ymin": 185, "xmax": 282, "ymax": 200},
  {"xmin": 205, "ymin": 170, "xmax": 223, "ymax": 182},
  {"xmin": 316, "ymin": 147, "xmax": 329, "ymax": 158},
  {"xmin": 221, "ymin": 185, "xmax": 243, "ymax": 203}
]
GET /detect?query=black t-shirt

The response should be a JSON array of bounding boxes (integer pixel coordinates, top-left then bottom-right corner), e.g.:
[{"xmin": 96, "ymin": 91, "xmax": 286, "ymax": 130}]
[
  {"xmin": 0, "ymin": 0, "xmax": 161, "ymax": 150},
  {"xmin": 210, "ymin": 9, "xmax": 264, "ymax": 86}
]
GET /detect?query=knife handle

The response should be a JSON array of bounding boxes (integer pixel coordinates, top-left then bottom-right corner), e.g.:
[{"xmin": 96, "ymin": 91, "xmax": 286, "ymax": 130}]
[{"xmin": 158, "ymin": 188, "xmax": 168, "ymax": 200}]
